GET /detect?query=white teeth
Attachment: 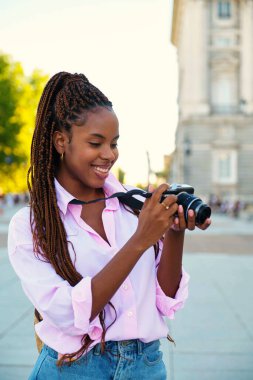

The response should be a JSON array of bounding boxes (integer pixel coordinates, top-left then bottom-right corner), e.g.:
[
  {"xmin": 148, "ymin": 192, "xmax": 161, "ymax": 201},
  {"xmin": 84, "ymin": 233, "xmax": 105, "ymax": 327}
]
[{"xmin": 94, "ymin": 166, "xmax": 109, "ymax": 173}]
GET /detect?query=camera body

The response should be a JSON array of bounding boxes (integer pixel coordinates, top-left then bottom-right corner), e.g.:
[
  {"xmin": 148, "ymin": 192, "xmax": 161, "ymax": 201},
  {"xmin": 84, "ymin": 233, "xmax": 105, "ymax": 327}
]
[
  {"xmin": 161, "ymin": 183, "xmax": 211, "ymax": 225},
  {"xmin": 160, "ymin": 183, "xmax": 194, "ymax": 200}
]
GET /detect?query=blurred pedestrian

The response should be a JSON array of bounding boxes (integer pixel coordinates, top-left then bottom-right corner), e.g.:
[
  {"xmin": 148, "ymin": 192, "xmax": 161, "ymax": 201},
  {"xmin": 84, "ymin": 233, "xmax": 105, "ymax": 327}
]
[{"xmin": 232, "ymin": 200, "xmax": 241, "ymax": 218}]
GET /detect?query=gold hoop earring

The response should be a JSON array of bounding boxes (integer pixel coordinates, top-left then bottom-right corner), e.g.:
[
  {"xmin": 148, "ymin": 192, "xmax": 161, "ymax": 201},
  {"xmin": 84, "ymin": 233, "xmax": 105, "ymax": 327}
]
[{"xmin": 61, "ymin": 153, "xmax": 64, "ymax": 160}]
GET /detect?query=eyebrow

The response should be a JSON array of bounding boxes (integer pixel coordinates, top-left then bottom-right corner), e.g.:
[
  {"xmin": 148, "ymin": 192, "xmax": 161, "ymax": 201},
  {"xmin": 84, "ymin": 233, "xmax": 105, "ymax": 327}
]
[{"xmin": 88, "ymin": 133, "xmax": 120, "ymax": 140}]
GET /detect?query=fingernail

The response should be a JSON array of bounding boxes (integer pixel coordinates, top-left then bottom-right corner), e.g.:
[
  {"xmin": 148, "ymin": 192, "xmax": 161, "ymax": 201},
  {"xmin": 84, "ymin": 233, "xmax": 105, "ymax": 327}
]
[
  {"xmin": 179, "ymin": 205, "xmax": 183, "ymax": 213},
  {"xmin": 189, "ymin": 210, "xmax": 194, "ymax": 217}
]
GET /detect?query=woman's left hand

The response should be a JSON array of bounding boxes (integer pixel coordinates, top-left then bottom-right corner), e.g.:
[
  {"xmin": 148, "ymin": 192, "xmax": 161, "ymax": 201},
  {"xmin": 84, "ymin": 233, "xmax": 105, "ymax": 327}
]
[{"xmin": 171, "ymin": 205, "xmax": 211, "ymax": 232}]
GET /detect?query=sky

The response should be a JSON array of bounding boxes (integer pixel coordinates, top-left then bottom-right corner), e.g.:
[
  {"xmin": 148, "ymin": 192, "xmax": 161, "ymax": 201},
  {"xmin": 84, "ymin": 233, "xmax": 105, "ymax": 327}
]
[{"xmin": 0, "ymin": 0, "xmax": 178, "ymax": 185}]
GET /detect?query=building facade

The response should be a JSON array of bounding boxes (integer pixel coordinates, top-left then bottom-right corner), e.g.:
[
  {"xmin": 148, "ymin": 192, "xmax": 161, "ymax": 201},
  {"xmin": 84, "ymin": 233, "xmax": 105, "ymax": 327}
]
[{"xmin": 171, "ymin": 0, "xmax": 253, "ymax": 202}]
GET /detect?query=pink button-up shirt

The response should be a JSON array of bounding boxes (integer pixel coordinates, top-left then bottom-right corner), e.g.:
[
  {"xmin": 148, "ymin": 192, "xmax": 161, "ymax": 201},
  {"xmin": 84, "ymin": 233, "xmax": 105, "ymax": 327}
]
[{"xmin": 8, "ymin": 173, "xmax": 189, "ymax": 355}]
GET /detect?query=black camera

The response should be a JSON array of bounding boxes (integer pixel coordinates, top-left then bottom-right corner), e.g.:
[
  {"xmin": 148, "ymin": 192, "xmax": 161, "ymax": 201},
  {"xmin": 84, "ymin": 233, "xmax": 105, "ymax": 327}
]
[
  {"xmin": 160, "ymin": 183, "xmax": 211, "ymax": 225},
  {"xmin": 70, "ymin": 183, "xmax": 211, "ymax": 225}
]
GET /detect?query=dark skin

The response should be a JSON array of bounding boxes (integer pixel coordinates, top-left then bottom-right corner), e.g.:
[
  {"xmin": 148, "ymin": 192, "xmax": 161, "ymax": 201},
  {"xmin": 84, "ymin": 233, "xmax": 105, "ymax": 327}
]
[
  {"xmin": 80, "ymin": 201, "xmax": 110, "ymax": 245},
  {"xmin": 53, "ymin": 107, "xmax": 211, "ymax": 321}
]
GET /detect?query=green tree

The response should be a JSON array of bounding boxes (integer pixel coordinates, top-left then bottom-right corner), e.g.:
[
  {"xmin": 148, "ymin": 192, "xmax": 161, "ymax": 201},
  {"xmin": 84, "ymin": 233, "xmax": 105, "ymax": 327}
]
[
  {"xmin": 0, "ymin": 53, "xmax": 48, "ymax": 193},
  {"xmin": 0, "ymin": 54, "xmax": 24, "ymax": 167},
  {"xmin": 117, "ymin": 167, "xmax": 125, "ymax": 184}
]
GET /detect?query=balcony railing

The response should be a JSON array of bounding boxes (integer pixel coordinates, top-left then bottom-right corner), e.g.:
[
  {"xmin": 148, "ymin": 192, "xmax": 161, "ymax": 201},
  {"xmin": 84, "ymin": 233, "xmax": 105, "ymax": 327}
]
[{"xmin": 211, "ymin": 105, "xmax": 240, "ymax": 115}]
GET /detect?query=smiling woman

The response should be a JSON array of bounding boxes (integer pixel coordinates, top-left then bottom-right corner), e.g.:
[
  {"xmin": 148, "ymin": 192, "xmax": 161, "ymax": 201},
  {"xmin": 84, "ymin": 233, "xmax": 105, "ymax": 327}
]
[
  {"xmin": 54, "ymin": 108, "xmax": 120, "ymax": 200},
  {"xmin": 7, "ymin": 71, "xmax": 201, "ymax": 380}
]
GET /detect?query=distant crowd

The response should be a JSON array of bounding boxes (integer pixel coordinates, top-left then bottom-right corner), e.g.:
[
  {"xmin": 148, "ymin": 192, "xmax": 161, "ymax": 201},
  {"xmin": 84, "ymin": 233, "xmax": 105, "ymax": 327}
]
[
  {"xmin": 208, "ymin": 194, "xmax": 246, "ymax": 218},
  {"xmin": 0, "ymin": 192, "xmax": 29, "ymax": 214}
]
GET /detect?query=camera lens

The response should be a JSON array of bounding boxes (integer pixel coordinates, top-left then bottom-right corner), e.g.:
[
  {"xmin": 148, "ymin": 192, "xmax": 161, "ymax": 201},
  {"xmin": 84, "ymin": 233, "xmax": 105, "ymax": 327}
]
[{"xmin": 177, "ymin": 192, "xmax": 211, "ymax": 225}]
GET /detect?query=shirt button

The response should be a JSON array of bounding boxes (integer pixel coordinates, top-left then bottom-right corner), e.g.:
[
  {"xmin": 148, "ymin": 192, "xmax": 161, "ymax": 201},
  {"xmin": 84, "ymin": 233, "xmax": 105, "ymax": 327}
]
[
  {"xmin": 127, "ymin": 311, "xmax": 133, "ymax": 317},
  {"xmin": 123, "ymin": 284, "xmax": 128, "ymax": 290}
]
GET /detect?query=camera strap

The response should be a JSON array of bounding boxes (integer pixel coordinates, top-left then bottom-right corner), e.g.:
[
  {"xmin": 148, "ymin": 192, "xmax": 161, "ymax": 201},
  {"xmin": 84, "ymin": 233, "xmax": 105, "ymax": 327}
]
[{"xmin": 69, "ymin": 189, "xmax": 150, "ymax": 210}]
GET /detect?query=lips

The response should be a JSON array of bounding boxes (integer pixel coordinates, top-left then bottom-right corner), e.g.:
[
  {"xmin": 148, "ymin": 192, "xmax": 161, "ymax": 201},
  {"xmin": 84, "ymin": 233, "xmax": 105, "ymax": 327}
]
[{"xmin": 91, "ymin": 164, "xmax": 111, "ymax": 179}]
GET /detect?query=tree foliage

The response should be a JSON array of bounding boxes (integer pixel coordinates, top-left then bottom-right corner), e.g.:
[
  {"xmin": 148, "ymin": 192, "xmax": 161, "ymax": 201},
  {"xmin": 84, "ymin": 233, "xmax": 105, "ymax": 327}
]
[
  {"xmin": 0, "ymin": 53, "xmax": 48, "ymax": 193},
  {"xmin": 117, "ymin": 167, "xmax": 125, "ymax": 184}
]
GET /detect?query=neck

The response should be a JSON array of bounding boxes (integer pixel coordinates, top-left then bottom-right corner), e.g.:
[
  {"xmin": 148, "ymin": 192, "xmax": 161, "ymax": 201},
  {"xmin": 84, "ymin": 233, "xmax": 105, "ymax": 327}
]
[{"xmin": 56, "ymin": 170, "xmax": 104, "ymax": 202}]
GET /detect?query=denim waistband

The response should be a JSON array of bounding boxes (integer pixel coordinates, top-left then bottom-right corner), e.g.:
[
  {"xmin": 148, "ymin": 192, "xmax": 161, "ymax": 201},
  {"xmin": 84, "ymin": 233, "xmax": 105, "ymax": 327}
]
[{"xmin": 44, "ymin": 339, "xmax": 159, "ymax": 359}]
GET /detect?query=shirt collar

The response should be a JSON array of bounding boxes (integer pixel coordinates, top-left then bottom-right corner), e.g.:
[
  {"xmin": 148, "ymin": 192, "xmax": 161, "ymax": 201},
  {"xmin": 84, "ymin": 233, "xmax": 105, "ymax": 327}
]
[
  {"xmin": 54, "ymin": 172, "xmax": 126, "ymax": 215},
  {"xmin": 103, "ymin": 172, "xmax": 126, "ymax": 211}
]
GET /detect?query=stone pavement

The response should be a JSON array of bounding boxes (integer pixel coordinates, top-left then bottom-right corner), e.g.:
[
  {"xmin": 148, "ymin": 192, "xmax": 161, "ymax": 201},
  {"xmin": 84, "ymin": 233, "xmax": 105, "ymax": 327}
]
[{"xmin": 0, "ymin": 206, "xmax": 253, "ymax": 380}]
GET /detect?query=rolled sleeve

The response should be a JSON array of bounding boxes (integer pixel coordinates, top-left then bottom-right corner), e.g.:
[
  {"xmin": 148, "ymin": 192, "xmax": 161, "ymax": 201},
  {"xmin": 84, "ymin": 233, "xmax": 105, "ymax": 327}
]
[
  {"xmin": 156, "ymin": 268, "xmax": 190, "ymax": 319},
  {"xmin": 72, "ymin": 277, "xmax": 102, "ymax": 339},
  {"xmin": 8, "ymin": 212, "xmax": 102, "ymax": 339}
]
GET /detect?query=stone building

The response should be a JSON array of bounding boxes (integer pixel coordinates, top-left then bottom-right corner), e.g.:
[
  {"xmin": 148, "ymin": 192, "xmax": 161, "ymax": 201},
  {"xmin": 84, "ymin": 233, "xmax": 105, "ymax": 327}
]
[{"xmin": 171, "ymin": 0, "xmax": 253, "ymax": 202}]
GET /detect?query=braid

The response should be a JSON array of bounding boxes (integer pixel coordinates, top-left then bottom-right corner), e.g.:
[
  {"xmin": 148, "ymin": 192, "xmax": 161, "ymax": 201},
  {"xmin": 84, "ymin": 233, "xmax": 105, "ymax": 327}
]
[{"xmin": 27, "ymin": 72, "xmax": 114, "ymax": 366}]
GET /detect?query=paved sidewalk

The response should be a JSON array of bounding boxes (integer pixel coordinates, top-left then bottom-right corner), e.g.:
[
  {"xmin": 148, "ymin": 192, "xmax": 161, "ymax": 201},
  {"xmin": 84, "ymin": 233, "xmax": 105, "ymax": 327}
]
[{"xmin": 0, "ymin": 206, "xmax": 253, "ymax": 380}]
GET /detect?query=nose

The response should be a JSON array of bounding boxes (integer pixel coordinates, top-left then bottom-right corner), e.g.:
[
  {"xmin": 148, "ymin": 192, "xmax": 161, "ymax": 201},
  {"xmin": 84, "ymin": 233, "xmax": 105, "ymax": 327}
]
[{"xmin": 100, "ymin": 145, "xmax": 117, "ymax": 161}]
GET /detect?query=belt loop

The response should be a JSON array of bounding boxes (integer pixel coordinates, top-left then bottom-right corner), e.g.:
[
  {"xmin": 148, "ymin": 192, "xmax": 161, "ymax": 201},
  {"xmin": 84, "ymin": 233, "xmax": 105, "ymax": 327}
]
[
  {"xmin": 137, "ymin": 339, "xmax": 142, "ymax": 355},
  {"xmin": 93, "ymin": 343, "xmax": 101, "ymax": 356}
]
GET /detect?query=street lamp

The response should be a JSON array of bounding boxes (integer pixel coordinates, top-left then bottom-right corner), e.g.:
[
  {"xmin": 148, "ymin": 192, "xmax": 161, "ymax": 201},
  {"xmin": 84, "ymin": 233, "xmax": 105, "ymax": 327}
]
[
  {"xmin": 184, "ymin": 138, "xmax": 191, "ymax": 184},
  {"xmin": 184, "ymin": 137, "xmax": 191, "ymax": 156}
]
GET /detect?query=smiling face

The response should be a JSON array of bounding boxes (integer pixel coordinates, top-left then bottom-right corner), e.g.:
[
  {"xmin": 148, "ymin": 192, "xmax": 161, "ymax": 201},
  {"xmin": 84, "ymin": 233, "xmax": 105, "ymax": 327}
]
[{"xmin": 53, "ymin": 107, "xmax": 119, "ymax": 200}]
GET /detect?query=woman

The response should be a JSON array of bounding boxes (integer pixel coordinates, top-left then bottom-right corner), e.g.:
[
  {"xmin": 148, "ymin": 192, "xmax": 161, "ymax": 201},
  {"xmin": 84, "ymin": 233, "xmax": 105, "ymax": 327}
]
[{"xmin": 8, "ymin": 72, "xmax": 211, "ymax": 379}]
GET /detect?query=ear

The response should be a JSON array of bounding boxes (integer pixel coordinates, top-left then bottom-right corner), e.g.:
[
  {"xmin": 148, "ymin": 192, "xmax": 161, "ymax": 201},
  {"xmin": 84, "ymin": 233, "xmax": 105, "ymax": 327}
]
[{"xmin": 53, "ymin": 130, "xmax": 69, "ymax": 154}]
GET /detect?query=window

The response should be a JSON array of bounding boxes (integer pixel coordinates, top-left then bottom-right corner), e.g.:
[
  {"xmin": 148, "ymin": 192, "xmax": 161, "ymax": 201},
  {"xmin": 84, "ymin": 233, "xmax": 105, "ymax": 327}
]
[
  {"xmin": 218, "ymin": 152, "xmax": 231, "ymax": 179},
  {"xmin": 218, "ymin": 1, "xmax": 231, "ymax": 19},
  {"xmin": 211, "ymin": 72, "xmax": 238, "ymax": 114},
  {"xmin": 213, "ymin": 150, "xmax": 237, "ymax": 184}
]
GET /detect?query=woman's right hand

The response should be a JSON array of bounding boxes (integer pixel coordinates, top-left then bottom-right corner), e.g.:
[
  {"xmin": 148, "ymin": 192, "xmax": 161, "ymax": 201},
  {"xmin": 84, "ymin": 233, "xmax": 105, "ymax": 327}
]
[{"xmin": 134, "ymin": 184, "xmax": 178, "ymax": 250}]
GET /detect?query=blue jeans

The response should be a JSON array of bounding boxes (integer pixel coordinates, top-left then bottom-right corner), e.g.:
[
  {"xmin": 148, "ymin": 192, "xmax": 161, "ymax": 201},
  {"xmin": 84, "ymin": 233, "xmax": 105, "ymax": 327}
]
[{"xmin": 28, "ymin": 339, "xmax": 167, "ymax": 379}]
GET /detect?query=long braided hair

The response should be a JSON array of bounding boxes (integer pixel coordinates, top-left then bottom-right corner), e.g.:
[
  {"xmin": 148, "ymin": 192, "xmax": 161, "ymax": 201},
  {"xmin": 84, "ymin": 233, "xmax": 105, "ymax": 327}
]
[{"xmin": 27, "ymin": 72, "xmax": 116, "ymax": 366}]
